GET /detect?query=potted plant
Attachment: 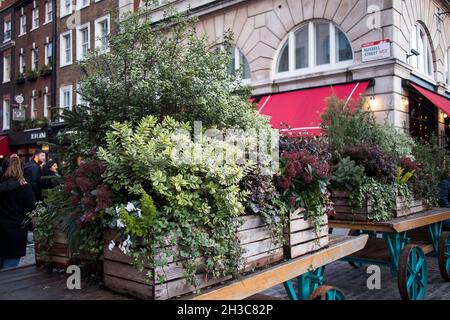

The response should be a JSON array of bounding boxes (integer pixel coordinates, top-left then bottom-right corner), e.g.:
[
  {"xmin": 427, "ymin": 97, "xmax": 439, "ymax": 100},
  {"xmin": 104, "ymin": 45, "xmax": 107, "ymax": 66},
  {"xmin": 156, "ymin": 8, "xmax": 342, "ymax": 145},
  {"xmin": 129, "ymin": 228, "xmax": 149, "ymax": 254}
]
[
  {"xmin": 15, "ymin": 73, "xmax": 26, "ymax": 85},
  {"xmin": 25, "ymin": 70, "xmax": 38, "ymax": 81},
  {"xmin": 39, "ymin": 64, "xmax": 52, "ymax": 77}
]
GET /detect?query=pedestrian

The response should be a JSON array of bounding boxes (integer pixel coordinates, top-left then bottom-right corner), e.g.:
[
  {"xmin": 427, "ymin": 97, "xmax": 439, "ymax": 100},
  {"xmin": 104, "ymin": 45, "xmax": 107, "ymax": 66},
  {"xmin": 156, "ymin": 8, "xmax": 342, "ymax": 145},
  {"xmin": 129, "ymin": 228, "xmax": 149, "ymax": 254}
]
[
  {"xmin": 41, "ymin": 159, "xmax": 62, "ymax": 189},
  {"xmin": 438, "ymin": 176, "xmax": 450, "ymax": 231},
  {"xmin": 0, "ymin": 154, "xmax": 36, "ymax": 269},
  {"xmin": 0, "ymin": 157, "xmax": 22, "ymax": 193},
  {"xmin": 24, "ymin": 149, "xmax": 46, "ymax": 201}
]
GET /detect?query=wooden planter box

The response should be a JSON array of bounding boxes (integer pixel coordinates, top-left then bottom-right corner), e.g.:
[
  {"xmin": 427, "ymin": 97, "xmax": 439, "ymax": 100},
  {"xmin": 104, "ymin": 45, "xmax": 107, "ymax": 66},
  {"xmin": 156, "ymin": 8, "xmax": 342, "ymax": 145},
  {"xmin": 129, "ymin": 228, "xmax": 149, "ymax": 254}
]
[
  {"xmin": 284, "ymin": 209, "xmax": 329, "ymax": 259},
  {"xmin": 35, "ymin": 232, "xmax": 71, "ymax": 268},
  {"xmin": 103, "ymin": 214, "xmax": 284, "ymax": 300},
  {"xmin": 331, "ymin": 191, "xmax": 429, "ymax": 222}
]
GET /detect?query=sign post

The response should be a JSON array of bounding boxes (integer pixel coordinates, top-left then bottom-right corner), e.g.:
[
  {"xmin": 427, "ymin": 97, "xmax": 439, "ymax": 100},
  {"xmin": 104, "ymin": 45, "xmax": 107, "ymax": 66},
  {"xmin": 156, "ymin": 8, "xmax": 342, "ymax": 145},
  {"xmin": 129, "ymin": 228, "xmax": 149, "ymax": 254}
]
[{"xmin": 12, "ymin": 94, "xmax": 26, "ymax": 121}]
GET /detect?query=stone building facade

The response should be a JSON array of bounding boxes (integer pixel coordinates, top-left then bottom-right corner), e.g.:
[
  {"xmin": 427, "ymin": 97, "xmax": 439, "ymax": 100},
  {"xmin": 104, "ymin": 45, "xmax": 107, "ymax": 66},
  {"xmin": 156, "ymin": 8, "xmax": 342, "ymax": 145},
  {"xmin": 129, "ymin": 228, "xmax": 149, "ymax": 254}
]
[{"xmin": 147, "ymin": 0, "xmax": 450, "ymax": 147}]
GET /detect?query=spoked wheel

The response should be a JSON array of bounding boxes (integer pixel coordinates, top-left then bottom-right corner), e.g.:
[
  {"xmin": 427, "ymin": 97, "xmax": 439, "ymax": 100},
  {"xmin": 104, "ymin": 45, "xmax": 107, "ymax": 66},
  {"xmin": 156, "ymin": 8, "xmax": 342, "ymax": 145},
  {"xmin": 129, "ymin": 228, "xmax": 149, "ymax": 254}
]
[
  {"xmin": 308, "ymin": 286, "xmax": 345, "ymax": 300},
  {"xmin": 398, "ymin": 245, "xmax": 427, "ymax": 300},
  {"xmin": 438, "ymin": 231, "xmax": 450, "ymax": 282}
]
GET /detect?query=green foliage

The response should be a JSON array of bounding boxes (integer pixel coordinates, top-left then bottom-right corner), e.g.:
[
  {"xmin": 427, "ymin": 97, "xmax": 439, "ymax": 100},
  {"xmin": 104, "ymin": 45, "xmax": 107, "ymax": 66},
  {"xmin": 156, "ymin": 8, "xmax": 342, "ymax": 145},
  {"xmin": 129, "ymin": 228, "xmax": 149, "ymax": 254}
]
[
  {"xmin": 99, "ymin": 116, "xmax": 273, "ymax": 285},
  {"xmin": 119, "ymin": 192, "xmax": 157, "ymax": 238},
  {"xmin": 61, "ymin": 10, "xmax": 268, "ymax": 172},
  {"xmin": 350, "ymin": 178, "xmax": 397, "ymax": 222},
  {"xmin": 332, "ymin": 157, "xmax": 366, "ymax": 191},
  {"xmin": 396, "ymin": 167, "xmax": 415, "ymax": 185},
  {"xmin": 321, "ymin": 96, "xmax": 415, "ymax": 159},
  {"xmin": 28, "ymin": 201, "xmax": 59, "ymax": 251}
]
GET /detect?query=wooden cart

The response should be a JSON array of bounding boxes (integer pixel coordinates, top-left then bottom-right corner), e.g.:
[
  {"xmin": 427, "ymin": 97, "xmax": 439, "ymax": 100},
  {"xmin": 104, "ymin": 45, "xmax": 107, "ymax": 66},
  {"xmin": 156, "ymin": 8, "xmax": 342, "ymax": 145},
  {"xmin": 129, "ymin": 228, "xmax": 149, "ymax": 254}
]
[
  {"xmin": 329, "ymin": 208, "xmax": 450, "ymax": 300},
  {"xmin": 188, "ymin": 235, "xmax": 368, "ymax": 300}
]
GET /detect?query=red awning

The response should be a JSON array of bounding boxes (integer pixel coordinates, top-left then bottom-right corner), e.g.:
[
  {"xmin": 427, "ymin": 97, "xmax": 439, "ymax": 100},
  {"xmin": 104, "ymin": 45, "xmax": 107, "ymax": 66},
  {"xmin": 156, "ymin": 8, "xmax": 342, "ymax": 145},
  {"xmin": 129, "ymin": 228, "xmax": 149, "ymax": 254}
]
[
  {"xmin": 410, "ymin": 83, "xmax": 450, "ymax": 116},
  {"xmin": 257, "ymin": 81, "xmax": 370, "ymax": 135},
  {"xmin": 0, "ymin": 135, "xmax": 11, "ymax": 158}
]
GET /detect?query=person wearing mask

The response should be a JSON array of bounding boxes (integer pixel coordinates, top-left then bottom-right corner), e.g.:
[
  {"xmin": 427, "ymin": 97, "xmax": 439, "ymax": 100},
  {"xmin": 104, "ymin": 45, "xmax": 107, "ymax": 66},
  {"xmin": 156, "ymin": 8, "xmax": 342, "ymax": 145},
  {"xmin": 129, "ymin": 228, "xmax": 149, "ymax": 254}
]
[
  {"xmin": 0, "ymin": 155, "xmax": 36, "ymax": 269},
  {"xmin": 24, "ymin": 149, "xmax": 46, "ymax": 201},
  {"xmin": 438, "ymin": 176, "xmax": 450, "ymax": 231}
]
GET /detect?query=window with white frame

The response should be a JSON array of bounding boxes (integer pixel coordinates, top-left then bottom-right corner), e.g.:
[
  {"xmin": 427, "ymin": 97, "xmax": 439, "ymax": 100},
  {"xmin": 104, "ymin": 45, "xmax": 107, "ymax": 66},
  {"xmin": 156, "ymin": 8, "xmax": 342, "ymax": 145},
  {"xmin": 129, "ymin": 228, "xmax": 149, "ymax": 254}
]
[
  {"xmin": 76, "ymin": 84, "xmax": 89, "ymax": 108},
  {"xmin": 32, "ymin": 8, "xmax": 39, "ymax": 30},
  {"xmin": 3, "ymin": 20, "xmax": 11, "ymax": 42},
  {"xmin": 227, "ymin": 46, "xmax": 251, "ymax": 80},
  {"xmin": 45, "ymin": 42, "xmax": 52, "ymax": 65},
  {"xmin": 60, "ymin": 0, "xmax": 72, "ymax": 17},
  {"xmin": 44, "ymin": 89, "xmax": 49, "ymax": 118},
  {"xmin": 95, "ymin": 15, "xmax": 110, "ymax": 52},
  {"xmin": 3, "ymin": 55, "xmax": 10, "ymax": 83},
  {"xmin": 31, "ymin": 49, "xmax": 39, "ymax": 71},
  {"xmin": 2, "ymin": 98, "xmax": 10, "ymax": 130},
  {"xmin": 410, "ymin": 24, "xmax": 434, "ymax": 78},
  {"xmin": 275, "ymin": 21, "xmax": 353, "ymax": 75},
  {"xmin": 76, "ymin": 24, "xmax": 89, "ymax": 60},
  {"xmin": 60, "ymin": 31, "xmax": 72, "ymax": 66},
  {"xmin": 19, "ymin": 15, "xmax": 26, "ymax": 36},
  {"xmin": 78, "ymin": 0, "xmax": 89, "ymax": 10},
  {"xmin": 31, "ymin": 90, "xmax": 37, "ymax": 118},
  {"xmin": 19, "ymin": 53, "xmax": 26, "ymax": 74},
  {"xmin": 45, "ymin": 1, "xmax": 53, "ymax": 23},
  {"xmin": 60, "ymin": 85, "xmax": 73, "ymax": 115}
]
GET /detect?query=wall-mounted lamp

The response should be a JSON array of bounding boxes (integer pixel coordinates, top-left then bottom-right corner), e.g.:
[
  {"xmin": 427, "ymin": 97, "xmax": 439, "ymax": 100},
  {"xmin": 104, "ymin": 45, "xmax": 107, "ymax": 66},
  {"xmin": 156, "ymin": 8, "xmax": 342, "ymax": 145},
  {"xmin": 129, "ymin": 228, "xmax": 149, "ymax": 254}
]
[{"xmin": 444, "ymin": 114, "xmax": 448, "ymax": 119}]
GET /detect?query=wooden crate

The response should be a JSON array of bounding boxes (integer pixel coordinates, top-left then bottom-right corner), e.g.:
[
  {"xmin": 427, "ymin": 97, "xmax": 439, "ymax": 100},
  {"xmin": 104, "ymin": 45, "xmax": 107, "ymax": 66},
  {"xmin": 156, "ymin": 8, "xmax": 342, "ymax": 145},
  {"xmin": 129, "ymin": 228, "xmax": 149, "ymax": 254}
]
[
  {"xmin": 284, "ymin": 209, "xmax": 329, "ymax": 259},
  {"xmin": 35, "ymin": 232, "xmax": 71, "ymax": 268},
  {"xmin": 331, "ymin": 191, "xmax": 429, "ymax": 221},
  {"xmin": 103, "ymin": 214, "xmax": 284, "ymax": 300}
]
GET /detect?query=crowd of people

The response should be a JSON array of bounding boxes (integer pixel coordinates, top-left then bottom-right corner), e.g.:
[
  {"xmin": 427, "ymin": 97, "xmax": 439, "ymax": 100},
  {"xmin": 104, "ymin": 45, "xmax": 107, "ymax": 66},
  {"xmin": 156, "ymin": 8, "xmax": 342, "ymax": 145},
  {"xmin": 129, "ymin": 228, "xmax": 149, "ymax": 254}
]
[{"xmin": 0, "ymin": 150, "xmax": 60, "ymax": 269}]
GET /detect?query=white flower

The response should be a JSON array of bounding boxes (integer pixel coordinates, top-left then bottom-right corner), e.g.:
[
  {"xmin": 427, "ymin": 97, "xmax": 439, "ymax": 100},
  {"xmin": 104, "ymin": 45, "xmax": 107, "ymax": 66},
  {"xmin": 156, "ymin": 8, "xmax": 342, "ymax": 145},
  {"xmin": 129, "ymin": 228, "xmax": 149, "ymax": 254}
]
[
  {"xmin": 118, "ymin": 235, "xmax": 132, "ymax": 255},
  {"xmin": 116, "ymin": 218, "xmax": 126, "ymax": 229},
  {"xmin": 125, "ymin": 202, "xmax": 136, "ymax": 212},
  {"xmin": 135, "ymin": 209, "xmax": 142, "ymax": 218},
  {"xmin": 108, "ymin": 240, "xmax": 115, "ymax": 251},
  {"xmin": 115, "ymin": 205, "xmax": 121, "ymax": 215}
]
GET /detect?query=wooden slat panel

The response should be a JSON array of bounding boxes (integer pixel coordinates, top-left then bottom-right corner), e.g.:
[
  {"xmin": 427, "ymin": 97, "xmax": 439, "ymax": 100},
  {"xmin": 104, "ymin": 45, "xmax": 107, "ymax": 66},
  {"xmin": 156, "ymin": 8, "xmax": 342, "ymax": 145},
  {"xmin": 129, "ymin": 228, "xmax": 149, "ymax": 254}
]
[
  {"xmin": 104, "ymin": 274, "xmax": 154, "ymax": 300},
  {"xmin": 237, "ymin": 227, "xmax": 272, "ymax": 245},
  {"xmin": 103, "ymin": 260, "xmax": 150, "ymax": 284},
  {"xmin": 242, "ymin": 248, "xmax": 284, "ymax": 272},
  {"xmin": 289, "ymin": 215, "xmax": 328, "ymax": 233},
  {"xmin": 289, "ymin": 226, "xmax": 328, "ymax": 246},
  {"xmin": 289, "ymin": 236, "xmax": 329, "ymax": 259},
  {"xmin": 241, "ymin": 238, "xmax": 280, "ymax": 259}
]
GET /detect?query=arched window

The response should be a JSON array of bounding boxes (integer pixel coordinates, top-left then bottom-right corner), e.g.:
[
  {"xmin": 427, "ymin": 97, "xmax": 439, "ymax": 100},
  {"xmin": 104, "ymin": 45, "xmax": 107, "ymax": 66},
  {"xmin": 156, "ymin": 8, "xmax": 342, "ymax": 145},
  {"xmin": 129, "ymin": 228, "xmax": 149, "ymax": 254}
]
[
  {"xmin": 410, "ymin": 24, "xmax": 434, "ymax": 77},
  {"xmin": 276, "ymin": 21, "xmax": 353, "ymax": 75},
  {"xmin": 227, "ymin": 46, "xmax": 251, "ymax": 80}
]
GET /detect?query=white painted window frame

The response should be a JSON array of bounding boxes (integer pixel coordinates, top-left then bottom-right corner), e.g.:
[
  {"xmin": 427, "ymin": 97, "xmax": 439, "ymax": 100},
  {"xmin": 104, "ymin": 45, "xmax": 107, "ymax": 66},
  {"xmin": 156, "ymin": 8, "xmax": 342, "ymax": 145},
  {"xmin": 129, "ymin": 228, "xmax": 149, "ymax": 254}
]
[
  {"xmin": 31, "ymin": 48, "xmax": 39, "ymax": 71},
  {"xmin": 60, "ymin": 85, "xmax": 73, "ymax": 117},
  {"xmin": 76, "ymin": 23, "xmax": 90, "ymax": 61},
  {"xmin": 60, "ymin": 0, "xmax": 73, "ymax": 18},
  {"xmin": 44, "ymin": 42, "xmax": 52, "ymax": 65},
  {"xmin": 77, "ymin": 0, "xmax": 90, "ymax": 10},
  {"xmin": 44, "ymin": 1, "xmax": 53, "ymax": 24},
  {"xmin": 94, "ymin": 15, "xmax": 110, "ymax": 53},
  {"xmin": 60, "ymin": 30, "xmax": 73, "ymax": 67},
  {"xmin": 410, "ymin": 23, "xmax": 434, "ymax": 79},
  {"xmin": 3, "ymin": 55, "xmax": 10, "ymax": 83},
  {"xmin": 3, "ymin": 20, "xmax": 11, "ymax": 42},
  {"xmin": 19, "ymin": 15, "xmax": 27, "ymax": 36},
  {"xmin": 2, "ymin": 98, "xmax": 10, "ymax": 130},
  {"xmin": 31, "ymin": 7, "xmax": 39, "ymax": 30},
  {"xmin": 274, "ymin": 21, "xmax": 354, "ymax": 80}
]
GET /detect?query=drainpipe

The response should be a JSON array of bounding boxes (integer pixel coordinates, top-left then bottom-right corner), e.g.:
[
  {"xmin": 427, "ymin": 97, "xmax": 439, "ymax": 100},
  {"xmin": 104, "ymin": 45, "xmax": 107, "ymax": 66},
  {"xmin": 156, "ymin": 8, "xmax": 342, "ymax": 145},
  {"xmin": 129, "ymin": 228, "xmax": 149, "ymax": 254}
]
[{"xmin": 51, "ymin": 0, "xmax": 57, "ymax": 123}]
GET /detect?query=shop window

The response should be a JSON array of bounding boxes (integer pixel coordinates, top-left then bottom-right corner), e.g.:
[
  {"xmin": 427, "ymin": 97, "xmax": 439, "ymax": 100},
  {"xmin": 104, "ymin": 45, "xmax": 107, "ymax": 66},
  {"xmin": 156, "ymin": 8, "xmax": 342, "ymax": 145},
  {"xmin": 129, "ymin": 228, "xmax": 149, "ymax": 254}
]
[
  {"xmin": 276, "ymin": 21, "xmax": 353, "ymax": 76},
  {"xmin": 409, "ymin": 90, "xmax": 437, "ymax": 142}
]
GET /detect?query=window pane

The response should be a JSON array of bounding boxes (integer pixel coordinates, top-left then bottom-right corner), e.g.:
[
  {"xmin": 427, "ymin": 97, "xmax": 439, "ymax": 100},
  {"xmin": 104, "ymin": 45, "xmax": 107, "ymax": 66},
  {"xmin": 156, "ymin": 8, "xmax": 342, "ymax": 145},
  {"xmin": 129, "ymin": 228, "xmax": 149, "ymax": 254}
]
[
  {"xmin": 277, "ymin": 41, "xmax": 289, "ymax": 72},
  {"xmin": 295, "ymin": 26, "xmax": 308, "ymax": 69},
  {"xmin": 335, "ymin": 29, "xmax": 352, "ymax": 62},
  {"xmin": 239, "ymin": 51, "xmax": 251, "ymax": 79},
  {"xmin": 315, "ymin": 23, "xmax": 330, "ymax": 65}
]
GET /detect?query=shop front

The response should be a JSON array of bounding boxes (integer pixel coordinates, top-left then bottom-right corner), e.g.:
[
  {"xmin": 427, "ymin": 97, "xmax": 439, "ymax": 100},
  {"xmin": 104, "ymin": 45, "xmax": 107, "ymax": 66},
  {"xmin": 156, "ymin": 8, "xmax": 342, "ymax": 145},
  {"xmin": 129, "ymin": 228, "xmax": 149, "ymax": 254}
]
[{"xmin": 7, "ymin": 128, "xmax": 49, "ymax": 162}]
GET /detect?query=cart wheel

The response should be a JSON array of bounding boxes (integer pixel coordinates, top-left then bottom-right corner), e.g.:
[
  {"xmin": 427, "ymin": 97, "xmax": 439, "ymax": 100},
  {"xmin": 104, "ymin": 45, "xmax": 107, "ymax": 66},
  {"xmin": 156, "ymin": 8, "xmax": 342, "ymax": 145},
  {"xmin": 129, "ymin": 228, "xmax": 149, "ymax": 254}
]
[
  {"xmin": 308, "ymin": 286, "xmax": 345, "ymax": 300},
  {"xmin": 398, "ymin": 245, "xmax": 427, "ymax": 300},
  {"xmin": 438, "ymin": 231, "xmax": 450, "ymax": 282}
]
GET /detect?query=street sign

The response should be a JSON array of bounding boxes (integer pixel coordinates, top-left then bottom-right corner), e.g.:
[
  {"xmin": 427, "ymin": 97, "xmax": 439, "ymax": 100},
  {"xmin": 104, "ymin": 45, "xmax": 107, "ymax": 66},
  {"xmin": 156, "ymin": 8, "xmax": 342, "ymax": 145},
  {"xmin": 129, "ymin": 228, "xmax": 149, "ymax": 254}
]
[
  {"xmin": 362, "ymin": 39, "xmax": 391, "ymax": 62},
  {"xmin": 15, "ymin": 94, "xmax": 24, "ymax": 105}
]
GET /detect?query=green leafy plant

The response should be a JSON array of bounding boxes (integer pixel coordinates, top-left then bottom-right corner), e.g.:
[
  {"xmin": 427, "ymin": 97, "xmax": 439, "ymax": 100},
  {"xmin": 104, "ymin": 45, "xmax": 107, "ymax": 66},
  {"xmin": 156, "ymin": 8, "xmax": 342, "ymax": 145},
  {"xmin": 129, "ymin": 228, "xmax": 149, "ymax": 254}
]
[{"xmin": 332, "ymin": 157, "xmax": 366, "ymax": 191}]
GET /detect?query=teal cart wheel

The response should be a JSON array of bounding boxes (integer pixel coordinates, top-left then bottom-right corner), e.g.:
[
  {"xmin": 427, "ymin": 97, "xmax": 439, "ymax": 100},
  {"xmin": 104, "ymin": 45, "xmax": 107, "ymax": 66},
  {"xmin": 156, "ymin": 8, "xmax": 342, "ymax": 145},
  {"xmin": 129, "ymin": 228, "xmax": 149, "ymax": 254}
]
[
  {"xmin": 308, "ymin": 286, "xmax": 345, "ymax": 300},
  {"xmin": 438, "ymin": 231, "xmax": 450, "ymax": 282},
  {"xmin": 398, "ymin": 244, "xmax": 427, "ymax": 300}
]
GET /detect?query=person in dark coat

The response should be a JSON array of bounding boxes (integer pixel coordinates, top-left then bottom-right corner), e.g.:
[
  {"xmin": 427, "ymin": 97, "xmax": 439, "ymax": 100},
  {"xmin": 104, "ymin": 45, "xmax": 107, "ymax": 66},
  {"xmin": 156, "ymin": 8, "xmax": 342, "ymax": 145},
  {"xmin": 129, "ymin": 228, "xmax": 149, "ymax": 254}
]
[
  {"xmin": 24, "ymin": 149, "xmax": 46, "ymax": 201},
  {"xmin": 0, "ymin": 155, "xmax": 36, "ymax": 269},
  {"xmin": 438, "ymin": 177, "xmax": 450, "ymax": 231},
  {"xmin": 41, "ymin": 160, "xmax": 62, "ymax": 190},
  {"xmin": 0, "ymin": 157, "xmax": 22, "ymax": 193}
]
